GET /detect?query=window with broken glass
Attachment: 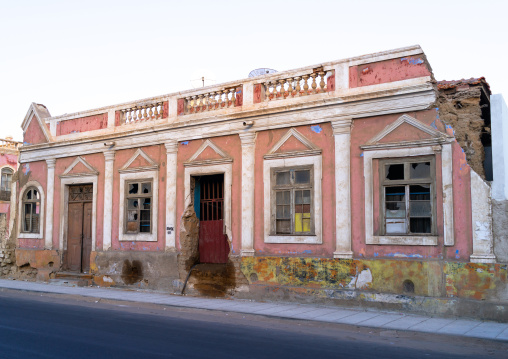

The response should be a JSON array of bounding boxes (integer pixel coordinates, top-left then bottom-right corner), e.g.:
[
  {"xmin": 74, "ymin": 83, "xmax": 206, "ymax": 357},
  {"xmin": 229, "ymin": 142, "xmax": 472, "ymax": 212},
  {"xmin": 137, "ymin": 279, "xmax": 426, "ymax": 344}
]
[
  {"xmin": 125, "ymin": 180, "xmax": 152, "ymax": 234},
  {"xmin": 0, "ymin": 168, "xmax": 12, "ymax": 201},
  {"xmin": 380, "ymin": 157, "xmax": 436, "ymax": 235},
  {"xmin": 22, "ymin": 187, "xmax": 40, "ymax": 233},
  {"xmin": 271, "ymin": 166, "xmax": 314, "ymax": 235}
]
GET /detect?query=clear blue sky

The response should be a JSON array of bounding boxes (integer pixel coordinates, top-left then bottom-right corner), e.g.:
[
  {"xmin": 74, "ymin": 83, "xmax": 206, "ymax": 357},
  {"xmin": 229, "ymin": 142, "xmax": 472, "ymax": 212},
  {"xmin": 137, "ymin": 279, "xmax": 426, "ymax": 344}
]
[{"xmin": 1, "ymin": 0, "xmax": 506, "ymax": 141}]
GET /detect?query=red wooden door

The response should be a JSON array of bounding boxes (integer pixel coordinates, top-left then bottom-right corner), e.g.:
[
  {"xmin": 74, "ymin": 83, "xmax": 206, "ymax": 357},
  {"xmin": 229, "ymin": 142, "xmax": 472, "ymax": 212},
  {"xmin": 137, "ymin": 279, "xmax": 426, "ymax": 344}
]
[
  {"xmin": 198, "ymin": 174, "xmax": 229, "ymax": 263},
  {"xmin": 66, "ymin": 185, "xmax": 93, "ymax": 272}
]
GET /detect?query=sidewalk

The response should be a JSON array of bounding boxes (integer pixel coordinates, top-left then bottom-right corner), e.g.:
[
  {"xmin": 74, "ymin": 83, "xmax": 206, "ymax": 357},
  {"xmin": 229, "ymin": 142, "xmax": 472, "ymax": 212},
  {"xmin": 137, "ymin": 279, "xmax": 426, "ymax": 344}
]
[{"xmin": 1, "ymin": 278, "xmax": 507, "ymax": 342}]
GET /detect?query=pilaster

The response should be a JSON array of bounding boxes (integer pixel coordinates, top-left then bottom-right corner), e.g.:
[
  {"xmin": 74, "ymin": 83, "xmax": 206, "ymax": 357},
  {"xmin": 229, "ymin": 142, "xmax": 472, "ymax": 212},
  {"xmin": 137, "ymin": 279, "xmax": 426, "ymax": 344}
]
[
  {"xmin": 44, "ymin": 158, "xmax": 56, "ymax": 250},
  {"xmin": 331, "ymin": 118, "xmax": 353, "ymax": 259},
  {"xmin": 103, "ymin": 150, "xmax": 115, "ymax": 250},
  {"xmin": 165, "ymin": 140, "xmax": 178, "ymax": 250},
  {"xmin": 239, "ymin": 131, "xmax": 256, "ymax": 256}
]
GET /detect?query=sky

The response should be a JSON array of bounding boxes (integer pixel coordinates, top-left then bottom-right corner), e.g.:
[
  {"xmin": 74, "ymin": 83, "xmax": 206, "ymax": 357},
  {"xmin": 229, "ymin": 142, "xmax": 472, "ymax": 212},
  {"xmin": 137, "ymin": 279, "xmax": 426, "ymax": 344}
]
[{"xmin": 1, "ymin": 0, "xmax": 507, "ymax": 141}]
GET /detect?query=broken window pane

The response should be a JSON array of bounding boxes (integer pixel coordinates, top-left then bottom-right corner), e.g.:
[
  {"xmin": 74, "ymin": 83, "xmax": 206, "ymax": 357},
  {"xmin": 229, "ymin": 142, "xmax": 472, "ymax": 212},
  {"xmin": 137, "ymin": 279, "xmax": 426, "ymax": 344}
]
[
  {"xmin": 128, "ymin": 199, "xmax": 138, "ymax": 209},
  {"xmin": 126, "ymin": 221, "xmax": 138, "ymax": 232},
  {"xmin": 410, "ymin": 162, "xmax": 430, "ymax": 179},
  {"xmin": 127, "ymin": 210, "xmax": 138, "ymax": 221},
  {"xmin": 410, "ymin": 185, "xmax": 430, "ymax": 200},
  {"xmin": 410, "ymin": 218, "xmax": 431, "ymax": 233},
  {"xmin": 385, "ymin": 186, "xmax": 405, "ymax": 201},
  {"xmin": 386, "ymin": 164, "xmax": 404, "ymax": 180},
  {"xmin": 386, "ymin": 201, "xmax": 405, "ymax": 218},
  {"xmin": 142, "ymin": 182, "xmax": 151, "ymax": 194},
  {"xmin": 128, "ymin": 183, "xmax": 139, "ymax": 194},
  {"xmin": 142, "ymin": 198, "xmax": 151, "ymax": 209}
]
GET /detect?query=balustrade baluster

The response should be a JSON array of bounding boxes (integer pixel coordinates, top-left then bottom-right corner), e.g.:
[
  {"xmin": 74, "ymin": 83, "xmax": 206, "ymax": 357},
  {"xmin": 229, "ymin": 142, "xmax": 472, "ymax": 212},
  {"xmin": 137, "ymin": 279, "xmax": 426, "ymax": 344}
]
[
  {"xmin": 230, "ymin": 88, "xmax": 236, "ymax": 106},
  {"xmin": 294, "ymin": 77, "xmax": 301, "ymax": 95},
  {"xmin": 302, "ymin": 75, "xmax": 310, "ymax": 95},
  {"xmin": 264, "ymin": 82, "xmax": 271, "ymax": 100},
  {"xmin": 278, "ymin": 79, "xmax": 285, "ymax": 98},
  {"xmin": 310, "ymin": 73, "xmax": 318, "ymax": 94},
  {"xmin": 190, "ymin": 96, "xmax": 197, "ymax": 113},
  {"xmin": 223, "ymin": 90, "xmax": 229, "ymax": 107},
  {"xmin": 197, "ymin": 95, "xmax": 203, "ymax": 112},
  {"xmin": 141, "ymin": 107, "xmax": 146, "ymax": 121},
  {"xmin": 319, "ymin": 71, "xmax": 326, "ymax": 92},
  {"xmin": 148, "ymin": 105, "xmax": 154, "ymax": 119},
  {"xmin": 209, "ymin": 92, "xmax": 215, "ymax": 110},
  {"xmin": 157, "ymin": 103, "xmax": 163, "ymax": 118},
  {"xmin": 287, "ymin": 78, "xmax": 293, "ymax": 97}
]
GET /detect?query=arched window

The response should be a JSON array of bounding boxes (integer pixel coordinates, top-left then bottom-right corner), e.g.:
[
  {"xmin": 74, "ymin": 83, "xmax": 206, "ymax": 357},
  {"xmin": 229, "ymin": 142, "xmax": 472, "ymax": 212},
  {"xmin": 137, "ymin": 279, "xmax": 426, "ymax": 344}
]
[
  {"xmin": 1, "ymin": 167, "xmax": 13, "ymax": 191},
  {"xmin": 22, "ymin": 187, "xmax": 40, "ymax": 233}
]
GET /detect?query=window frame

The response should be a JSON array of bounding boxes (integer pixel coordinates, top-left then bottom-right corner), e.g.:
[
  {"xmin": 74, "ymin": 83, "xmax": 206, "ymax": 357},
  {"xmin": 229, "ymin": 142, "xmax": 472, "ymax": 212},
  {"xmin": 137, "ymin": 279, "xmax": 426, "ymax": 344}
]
[
  {"xmin": 1, "ymin": 167, "xmax": 13, "ymax": 192},
  {"xmin": 379, "ymin": 156, "xmax": 437, "ymax": 236},
  {"xmin": 270, "ymin": 165, "xmax": 315, "ymax": 236},
  {"xmin": 263, "ymin": 155, "xmax": 322, "ymax": 244},
  {"xmin": 118, "ymin": 170, "xmax": 158, "ymax": 242},
  {"xmin": 18, "ymin": 181, "xmax": 45, "ymax": 239},
  {"xmin": 124, "ymin": 179, "xmax": 153, "ymax": 235}
]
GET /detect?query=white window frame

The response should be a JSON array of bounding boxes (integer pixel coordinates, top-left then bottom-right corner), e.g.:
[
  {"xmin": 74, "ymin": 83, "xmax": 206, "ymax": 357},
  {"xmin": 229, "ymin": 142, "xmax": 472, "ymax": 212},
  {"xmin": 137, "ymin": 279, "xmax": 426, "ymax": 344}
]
[
  {"xmin": 119, "ymin": 170, "xmax": 158, "ymax": 242},
  {"xmin": 363, "ymin": 145, "xmax": 453, "ymax": 246},
  {"xmin": 264, "ymin": 155, "xmax": 322, "ymax": 244},
  {"xmin": 18, "ymin": 181, "xmax": 45, "ymax": 239}
]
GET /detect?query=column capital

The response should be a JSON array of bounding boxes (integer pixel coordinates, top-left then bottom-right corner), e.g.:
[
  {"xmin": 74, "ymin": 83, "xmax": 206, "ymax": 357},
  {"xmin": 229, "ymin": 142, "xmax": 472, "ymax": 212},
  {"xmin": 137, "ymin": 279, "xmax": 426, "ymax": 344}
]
[
  {"xmin": 165, "ymin": 140, "xmax": 179, "ymax": 154},
  {"xmin": 46, "ymin": 158, "xmax": 56, "ymax": 168},
  {"xmin": 331, "ymin": 117, "xmax": 353, "ymax": 135},
  {"xmin": 239, "ymin": 131, "xmax": 257, "ymax": 147},
  {"xmin": 103, "ymin": 150, "xmax": 115, "ymax": 162}
]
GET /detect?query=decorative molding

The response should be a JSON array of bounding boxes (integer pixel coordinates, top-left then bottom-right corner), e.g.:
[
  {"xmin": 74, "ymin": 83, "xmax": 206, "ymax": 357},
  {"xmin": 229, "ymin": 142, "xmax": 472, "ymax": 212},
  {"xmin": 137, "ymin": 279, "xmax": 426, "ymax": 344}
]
[
  {"xmin": 46, "ymin": 158, "xmax": 56, "ymax": 168},
  {"xmin": 264, "ymin": 149, "xmax": 322, "ymax": 160},
  {"xmin": 21, "ymin": 103, "xmax": 53, "ymax": 143},
  {"xmin": 362, "ymin": 114, "xmax": 453, "ymax": 151},
  {"xmin": 119, "ymin": 148, "xmax": 158, "ymax": 172},
  {"xmin": 331, "ymin": 118, "xmax": 353, "ymax": 135},
  {"xmin": 19, "ymin": 89, "xmax": 436, "ymax": 163},
  {"xmin": 60, "ymin": 156, "xmax": 99, "ymax": 178},
  {"xmin": 266, "ymin": 127, "xmax": 319, "ymax": 154},
  {"xmin": 239, "ymin": 132, "xmax": 257, "ymax": 147},
  {"xmin": 184, "ymin": 139, "xmax": 233, "ymax": 167},
  {"xmin": 104, "ymin": 150, "xmax": 116, "ymax": 162},
  {"xmin": 165, "ymin": 140, "xmax": 178, "ymax": 154}
]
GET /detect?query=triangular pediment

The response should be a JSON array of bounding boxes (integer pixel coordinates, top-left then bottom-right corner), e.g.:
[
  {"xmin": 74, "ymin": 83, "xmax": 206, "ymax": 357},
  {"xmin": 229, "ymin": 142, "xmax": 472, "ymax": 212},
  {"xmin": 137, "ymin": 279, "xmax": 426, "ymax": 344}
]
[
  {"xmin": 264, "ymin": 128, "xmax": 321, "ymax": 159},
  {"xmin": 22, "ymin": 103, "xmax": 52, "ymax": 144},
  {"xmin": 120, "ymin": 148, "xmax": 158, "ymax": 172},
  {"xmin": 62, "ymin": 156, "xmax": 99, "ymax": 177},
  {"xmin": 362, "ymin": 114, "xmax": 453, "ymax": 150},
  {"xmin": 184, "ymin": 139, "xmax": 232, "ymax": 167}
]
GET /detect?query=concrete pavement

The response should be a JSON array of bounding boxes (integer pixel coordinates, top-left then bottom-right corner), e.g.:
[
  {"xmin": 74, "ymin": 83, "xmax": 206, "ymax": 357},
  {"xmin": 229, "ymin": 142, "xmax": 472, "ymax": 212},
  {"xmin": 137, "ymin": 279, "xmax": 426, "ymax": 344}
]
[{"xmin": 1, "ymin": 278, "xmax": 507, "ymax": 342}]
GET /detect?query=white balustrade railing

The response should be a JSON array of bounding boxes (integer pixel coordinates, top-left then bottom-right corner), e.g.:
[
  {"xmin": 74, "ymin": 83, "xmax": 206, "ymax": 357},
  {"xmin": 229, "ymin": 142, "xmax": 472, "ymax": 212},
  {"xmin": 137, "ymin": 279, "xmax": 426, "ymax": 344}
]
[
  {"xmin": 120, "ymin": 102, "xmax": 164, "ymax": 125},
  {"xmin": 0, "ymin": 138, "xmax": 21, "ymax": 149},
  {"xmin": 263, "ymin": 68, "xmax": 333, "ymax": 101},
  {"xmin": 182, "ymin": 86, "xmax": 241, "ymax": 115}
]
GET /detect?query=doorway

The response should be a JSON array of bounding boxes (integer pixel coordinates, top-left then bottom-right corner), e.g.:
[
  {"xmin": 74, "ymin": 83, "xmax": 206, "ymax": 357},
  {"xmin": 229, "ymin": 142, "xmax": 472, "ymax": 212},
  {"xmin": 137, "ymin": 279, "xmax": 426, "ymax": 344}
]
[
  {"xmin": 194, "ymin": 174, "xmax": 229, "ymax": 263},
  {"xmin": 66, "ymin": 184, "xmax": 93, "ymax": 272}
]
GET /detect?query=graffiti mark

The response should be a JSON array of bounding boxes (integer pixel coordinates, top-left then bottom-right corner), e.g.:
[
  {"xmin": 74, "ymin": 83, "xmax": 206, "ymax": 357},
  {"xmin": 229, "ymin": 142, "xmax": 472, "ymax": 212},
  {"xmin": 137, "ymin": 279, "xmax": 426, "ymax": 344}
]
[{"xmin": 401, "ymin": 57, "xmax": 424, "ymax": 65}]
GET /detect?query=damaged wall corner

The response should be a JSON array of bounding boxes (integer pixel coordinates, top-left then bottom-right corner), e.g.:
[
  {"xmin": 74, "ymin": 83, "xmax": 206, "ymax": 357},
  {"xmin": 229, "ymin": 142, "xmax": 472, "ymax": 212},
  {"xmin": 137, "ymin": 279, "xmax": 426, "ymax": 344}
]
[
  {"xmin": 178, "ymin": 203, "xmax": 200, "ymax": 280},
  {"xmin": 437, "ymin": 78, "xmax": 492, "ymax": 180}
]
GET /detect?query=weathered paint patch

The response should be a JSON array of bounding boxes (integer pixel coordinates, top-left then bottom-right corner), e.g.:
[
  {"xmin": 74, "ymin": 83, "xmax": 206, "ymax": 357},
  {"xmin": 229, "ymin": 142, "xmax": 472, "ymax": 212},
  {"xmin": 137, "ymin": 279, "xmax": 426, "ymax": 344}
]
[{"xmin": 181, "ymin": 141, "xmax": 189, "ymax": 145}]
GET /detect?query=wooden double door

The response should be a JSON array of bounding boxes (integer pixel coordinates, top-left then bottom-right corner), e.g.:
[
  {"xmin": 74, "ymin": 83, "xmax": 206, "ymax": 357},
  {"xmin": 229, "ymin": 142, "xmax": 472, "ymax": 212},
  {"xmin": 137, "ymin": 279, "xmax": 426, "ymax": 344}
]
[
  {"xmin": 194, "ymin": 174, "xmax": 229, "ymax": 264},
  {"xmin": 66, "ymin": 184, "xmax": 93, "ymax": 273}
]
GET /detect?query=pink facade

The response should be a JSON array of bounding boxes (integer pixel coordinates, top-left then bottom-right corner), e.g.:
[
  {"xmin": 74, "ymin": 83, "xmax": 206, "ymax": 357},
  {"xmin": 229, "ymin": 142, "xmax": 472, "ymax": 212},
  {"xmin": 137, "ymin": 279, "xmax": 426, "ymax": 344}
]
[{"xmin": 12, "ymin": 46, "xmax": 500, "ymax": 311}]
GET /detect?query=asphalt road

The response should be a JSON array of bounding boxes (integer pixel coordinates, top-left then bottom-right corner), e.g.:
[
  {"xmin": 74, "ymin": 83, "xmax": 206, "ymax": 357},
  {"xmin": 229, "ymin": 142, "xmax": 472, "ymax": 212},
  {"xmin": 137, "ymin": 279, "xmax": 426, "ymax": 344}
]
[{"xmin": 0, "ymin": 290, "xmax": 505, "ymax": 359}]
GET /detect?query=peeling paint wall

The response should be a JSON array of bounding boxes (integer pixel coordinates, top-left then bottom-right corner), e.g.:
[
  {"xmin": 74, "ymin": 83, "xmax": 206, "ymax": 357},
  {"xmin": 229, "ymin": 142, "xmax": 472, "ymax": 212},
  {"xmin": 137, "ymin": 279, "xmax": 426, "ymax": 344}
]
[
  {"xmin": 56, "ymin": 114, "xmax": 108, "ymax": 136},
  {"xmin": 241, "ymin": 257, "xmax": 507, "ymax": 302}
]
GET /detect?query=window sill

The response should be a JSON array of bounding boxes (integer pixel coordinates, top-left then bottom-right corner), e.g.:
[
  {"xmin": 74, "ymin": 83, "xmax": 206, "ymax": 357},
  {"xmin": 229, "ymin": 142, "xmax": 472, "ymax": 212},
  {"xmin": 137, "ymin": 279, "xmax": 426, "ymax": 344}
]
[
  {"xmin": 18, "ymin": 233, "xmax": 42, "ymax": 239},
  {"xmin": 119, "ymin": 233, "xmax": 157, "ymax": 242},
  {"xmin": 265, "ymin": 235, "xmax": 322, "ymax": 244},
  {"xmin": 368, "ymin": 235, "xmax": 438, "ymax": 246}
]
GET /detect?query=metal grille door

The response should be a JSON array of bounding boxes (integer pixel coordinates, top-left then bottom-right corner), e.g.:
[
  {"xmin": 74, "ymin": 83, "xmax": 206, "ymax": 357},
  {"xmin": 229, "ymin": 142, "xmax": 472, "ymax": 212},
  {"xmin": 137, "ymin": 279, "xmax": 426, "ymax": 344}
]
[{"xmin": 197, "ymin": 174, "xmax": 229, "ymax": 263}]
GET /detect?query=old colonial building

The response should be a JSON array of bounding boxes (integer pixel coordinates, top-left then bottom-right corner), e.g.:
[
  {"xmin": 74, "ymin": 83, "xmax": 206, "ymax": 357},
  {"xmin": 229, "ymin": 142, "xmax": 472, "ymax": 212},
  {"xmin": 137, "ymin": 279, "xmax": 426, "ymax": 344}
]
[{"xmin": 13, "ymin": 45, "xmax": 508, "ymax": 319}]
